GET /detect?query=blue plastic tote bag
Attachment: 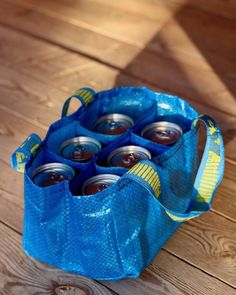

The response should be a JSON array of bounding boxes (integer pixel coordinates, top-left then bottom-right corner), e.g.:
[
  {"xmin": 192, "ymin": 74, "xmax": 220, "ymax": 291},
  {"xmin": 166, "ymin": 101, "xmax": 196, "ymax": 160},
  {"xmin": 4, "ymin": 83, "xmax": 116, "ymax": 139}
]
[{"xmin": 11, "ymin": 86, "xmax": 224, "ymax": 280}]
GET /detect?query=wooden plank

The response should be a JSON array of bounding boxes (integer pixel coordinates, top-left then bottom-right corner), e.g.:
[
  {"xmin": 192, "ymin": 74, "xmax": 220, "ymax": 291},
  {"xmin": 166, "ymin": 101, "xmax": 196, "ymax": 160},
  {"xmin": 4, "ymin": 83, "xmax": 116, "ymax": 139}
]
[
  {"xmin": 0, "ymin": 27, "xmax": 60, "ymax": 68},
  {"xmin": 1, "ymin": 0, "xmax": 236, "ymax": 117},
  {"xmin": 0, "ymin": 46, "xmax": 235, "ymax": 161},
  {"xmin": 0, "ymin": 107, "xmax": 236, "ymax": 287},
  {"xmin": 0, "ymin": 188, "xmax": 23, "ymax": 232},
  {"xmin": 213, "ymin": 162, "xmax": 236, "ymax": 221},
  {"xmin": 4, "ymin": 0, "xmax": 168, "ymax": 46},
  {"xmin": 0, "ymin": 67, "xmax": 68, "ymax": 128},
  {"xmin": 165, "ymin": 212, "xmax": 236, "ymax": 286},
  {"xmin": 1, "ymin": 212, "xmax": 235, "ymax": 294},
  {"xmin": 0, "ymin": 107, "xmax": 45, "ymax": 156},
  {"xmin": 0, "ymin": 25, "xmax": 235, "ymax": 150},
  {"xmin": 0, "ymin": 223, "xmax": 115, "ymax": 295},
  {"xmin": 172, "ymin": 0, "xmax": 236, "ymax": 20},
  {"xmin": 105, "ymin": 261, "xmax": 236, "ymax": 295},
  {"xmin": 87, "ymin": 0, "xmax": 236, "ymax": 21},
  {"xmin": 7, "ymin": 0, "xmax": 236, "ymax": 55},
  {"xmin": 0, "ymin": 160, "xmax": 24, "ymax": 197}
]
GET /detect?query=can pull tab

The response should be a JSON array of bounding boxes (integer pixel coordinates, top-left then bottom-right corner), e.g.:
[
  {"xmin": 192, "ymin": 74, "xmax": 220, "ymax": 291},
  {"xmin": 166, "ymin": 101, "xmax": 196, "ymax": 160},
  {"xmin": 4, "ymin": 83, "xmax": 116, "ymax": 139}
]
[{"xmin": 11, "ymin": 133, "xmax": 41, "ymax": 173}]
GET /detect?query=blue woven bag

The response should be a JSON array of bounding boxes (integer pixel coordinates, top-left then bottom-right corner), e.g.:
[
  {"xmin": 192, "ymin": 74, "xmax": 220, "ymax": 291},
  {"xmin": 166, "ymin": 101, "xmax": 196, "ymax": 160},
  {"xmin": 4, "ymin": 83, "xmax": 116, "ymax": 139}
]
[{"xmin": 11, "ymin": 86, "xmax": 224, "ymax": 280}]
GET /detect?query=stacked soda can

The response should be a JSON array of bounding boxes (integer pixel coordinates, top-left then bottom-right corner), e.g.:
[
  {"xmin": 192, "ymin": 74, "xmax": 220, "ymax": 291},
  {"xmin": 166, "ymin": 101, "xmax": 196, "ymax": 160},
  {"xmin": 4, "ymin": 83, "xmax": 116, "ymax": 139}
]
[{"xmin": 32, "ymin": 113, "xmax": 183, "ymax": 195}]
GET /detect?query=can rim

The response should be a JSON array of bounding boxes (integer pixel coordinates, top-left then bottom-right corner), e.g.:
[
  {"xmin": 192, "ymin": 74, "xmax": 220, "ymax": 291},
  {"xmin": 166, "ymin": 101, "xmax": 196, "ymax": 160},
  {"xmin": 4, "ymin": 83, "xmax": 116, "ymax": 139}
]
[
  {"xmin": 82, "ymin": 174, "xmax": 120, "ymax": 194},
  {"xmin": 60, "ymin": 136, "xmax": 102, "ymax": 155},
  {"xmin": 141, "ymin": 121, "xmax": 183, "ymax": 137},
  {"xmin": 107, "ymin": 145, "xmax": 151, "ymax": 166},
  {"xmin": 32, "ymin": 162, "xmax": 75, "ymax": 180},
  {"xmin": 94, "ymin": 113, "xmax": 134, "ymax": 128}
]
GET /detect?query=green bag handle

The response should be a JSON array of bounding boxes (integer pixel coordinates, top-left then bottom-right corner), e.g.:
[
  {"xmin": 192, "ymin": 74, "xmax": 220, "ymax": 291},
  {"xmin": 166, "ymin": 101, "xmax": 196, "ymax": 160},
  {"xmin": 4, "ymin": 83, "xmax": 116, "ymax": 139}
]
[
  {"xmin": 124, "ymin": 114, "xmax": 224, "ymax": 222},
  {"xmin": 61, "ymin": 87, "xmax": 96, "ymax": 118}
]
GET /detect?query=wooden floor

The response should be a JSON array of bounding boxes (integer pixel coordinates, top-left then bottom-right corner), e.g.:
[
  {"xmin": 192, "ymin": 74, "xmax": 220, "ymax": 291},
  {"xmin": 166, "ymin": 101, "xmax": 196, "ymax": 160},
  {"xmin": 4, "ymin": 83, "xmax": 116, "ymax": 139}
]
[{"xmin": 0, "ymin": 0, "xmax": 236, "ymax": 294}]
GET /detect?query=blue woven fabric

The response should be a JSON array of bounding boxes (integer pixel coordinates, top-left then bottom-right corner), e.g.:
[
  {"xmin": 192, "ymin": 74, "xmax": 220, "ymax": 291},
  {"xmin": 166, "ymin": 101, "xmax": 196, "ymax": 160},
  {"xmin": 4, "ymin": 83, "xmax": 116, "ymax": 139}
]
[{"xmin": 13, "ymin": 86, "xmax": 224, "ymax": 280}]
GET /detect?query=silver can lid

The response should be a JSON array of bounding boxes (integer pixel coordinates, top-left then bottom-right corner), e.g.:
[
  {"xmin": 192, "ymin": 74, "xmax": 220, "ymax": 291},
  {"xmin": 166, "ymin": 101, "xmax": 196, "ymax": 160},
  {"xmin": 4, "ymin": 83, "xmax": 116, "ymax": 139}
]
[
  {"xmin": 108, "ymin": 145, "xmax": 151, "ymax": 168},
  {"xmin": 82, "ymin": 174, "xmax": 120, "ymax": 195},
  {"xmin": 32, "ymin": 163, "xmax": 75, "ymax": 187},
  {"xmin": 60, "ymin": 136, "xmax": 102, "ymax": 162},
  {"xmin": 93, "ymin": 113, "xmax": 134, "ymax": 135},
  {"xmin": 141, "ymin": 122, "xmax": 183, "ymax": 145}
]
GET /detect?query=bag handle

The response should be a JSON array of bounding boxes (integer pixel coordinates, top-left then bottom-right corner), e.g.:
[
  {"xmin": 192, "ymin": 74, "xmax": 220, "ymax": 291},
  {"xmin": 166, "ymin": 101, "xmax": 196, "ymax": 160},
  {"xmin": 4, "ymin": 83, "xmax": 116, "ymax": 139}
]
[
  {"xmin": 188, "ymin": 114, "xmax": 224, "ymax": 211},
  {"xmin": 61, "ymin": 87, "xmax": 96, "ymax": 118},
  {"xmin": 123, "ymin": 114, "xmax": 224, "ymax": 222},
  {"xmin": 11, "ymin": 133, "xmax": 42, "ymax": 173},
  {"xmin": 123, "ymin": 160, "xmax": 161, "ymax": 198}
]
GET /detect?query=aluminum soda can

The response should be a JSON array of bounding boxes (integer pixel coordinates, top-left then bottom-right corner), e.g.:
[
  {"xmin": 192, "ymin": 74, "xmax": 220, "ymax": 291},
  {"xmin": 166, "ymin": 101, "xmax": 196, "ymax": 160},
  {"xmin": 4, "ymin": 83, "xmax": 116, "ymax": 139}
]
[
  {"xmin": 32, "ymin": 163, "xmax": 75, "ymax": 187},
  {"xmin": 107, "ymin": 145, "xmax": 151, "ymax": 168},
  {"xmin": 141, "ymin": 122, "xmax": 183, "ymax": 145},
  {"xmin": 82, "ymin": 174, "xmax": 120, "ymax": 195},
  {"xmin": 93, "ymin": 113, "xmax": 134, "ymax": 135},
  {"xmin": 60, "ymin": 136, "xmax": 101, "ymax": 162}
]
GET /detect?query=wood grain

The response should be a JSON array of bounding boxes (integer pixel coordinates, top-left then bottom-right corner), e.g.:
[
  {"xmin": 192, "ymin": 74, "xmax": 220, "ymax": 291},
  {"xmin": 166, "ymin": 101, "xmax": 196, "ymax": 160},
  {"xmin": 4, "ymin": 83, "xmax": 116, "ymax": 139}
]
[
  {"xmin": 165, "ymin": 212, "xmax": 236, "ymax": 286},
  {"xmin": 0, "ymin": 26, "xmax": 234, "ymax": 160},
  {"xmin": 1, "ymin": 217, "xmax": 235, "ymax": 294},
  {"xmin": 0, "ymin": 188, "xmax": 23, "ymax": 233},
  {"xmin": 79, "ymin": 0, "xmax": 236, "ymax": 21},
  {"xmin": 171, "ymin": 0, "xmax": 236, "ymax": 20},
  {"xmin": 213, "ymin": 166, "xmax": 236, "ymax": 221},
  {"xmin": 0, "ymin": 222, "xmax": 115, "ymax": 295},
  {"xmin": 1, "ymin": 0, "xmax": 236, "ymax": 116}
]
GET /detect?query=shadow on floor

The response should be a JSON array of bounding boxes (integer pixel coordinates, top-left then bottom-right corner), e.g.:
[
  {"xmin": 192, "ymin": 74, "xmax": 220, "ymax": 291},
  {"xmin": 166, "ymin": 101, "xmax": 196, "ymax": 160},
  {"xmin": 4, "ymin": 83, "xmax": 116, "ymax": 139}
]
[{"xmin": 114, "ymin": 2, "xmax": 236, "ymax": 147}]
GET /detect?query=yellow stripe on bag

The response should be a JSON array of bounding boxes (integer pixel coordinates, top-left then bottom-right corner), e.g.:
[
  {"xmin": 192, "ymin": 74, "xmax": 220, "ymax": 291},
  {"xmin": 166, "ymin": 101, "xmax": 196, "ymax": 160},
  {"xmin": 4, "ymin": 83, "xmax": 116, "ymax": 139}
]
[
  {"xmin": 129, "ymin": 163, "xmax": 145, "ymax": 175},
  {"xmin": 139, "ymin": 166, "xmax": 152, "ymax": 179},
  {"xmin": 30, "ymin": 143, "xmax": 40, "ymax": 153},
  {"xmin": 166, "ymin": 211, "xmax": 199, "ymax": 222},
  {"xmin": 128, "ymin": 163, "xmax": 161, "ymax": 197},
  {"xmin": 75, "ymin": 89, "xmax": 94, "ymax": 106}
]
